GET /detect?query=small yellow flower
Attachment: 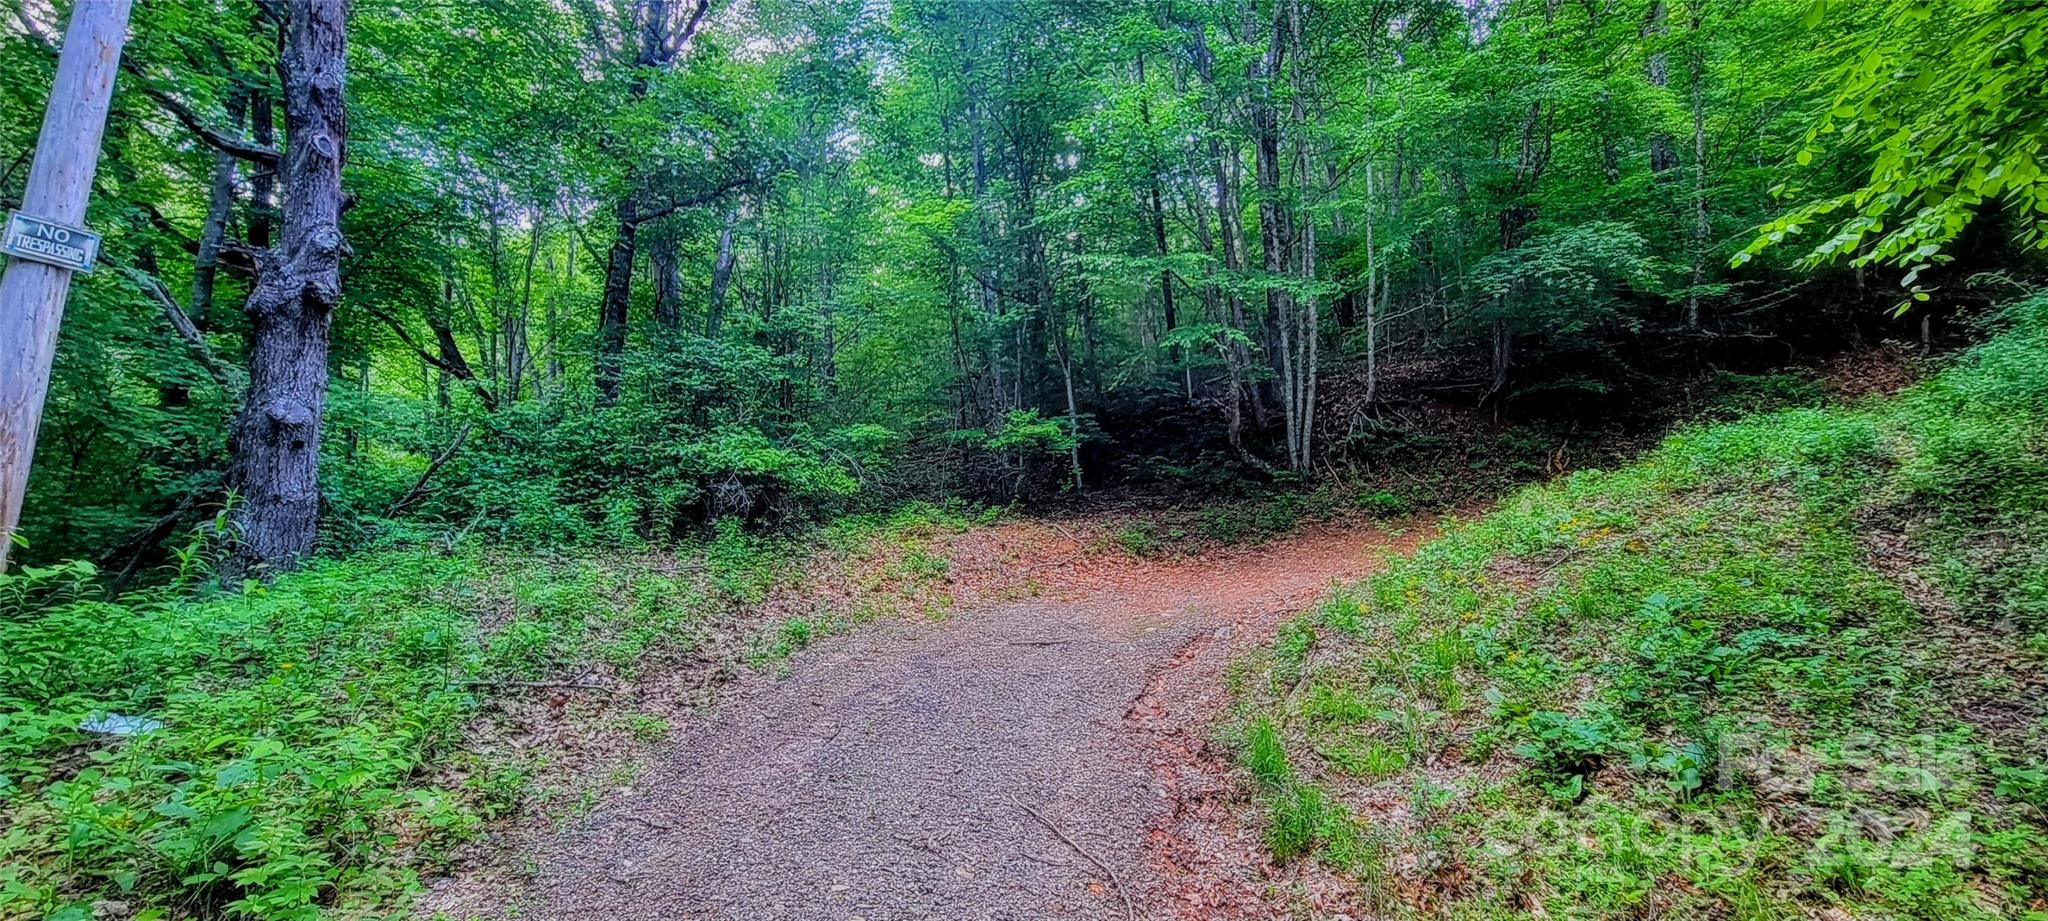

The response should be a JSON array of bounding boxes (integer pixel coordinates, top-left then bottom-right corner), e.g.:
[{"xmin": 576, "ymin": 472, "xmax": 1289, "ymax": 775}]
[{"xmin": 280, "ymin": 662, "xmax": 295, "ymax": 670}]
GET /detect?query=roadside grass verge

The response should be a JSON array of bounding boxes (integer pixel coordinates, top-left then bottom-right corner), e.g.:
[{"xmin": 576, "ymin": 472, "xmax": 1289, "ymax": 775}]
[
  {"xmin": 1230, "ymin": 293, "xmax": 2048, "ymax": 919},
  {"xmin": 0, "ymin": 503, "xmax": 971, "ymax": 920}
]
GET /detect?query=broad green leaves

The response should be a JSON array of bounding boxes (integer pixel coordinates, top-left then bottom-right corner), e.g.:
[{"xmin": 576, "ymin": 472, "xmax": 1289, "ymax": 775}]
[{"xmin": 1745, "ymin": 0, "xmax": 2048, "ymax": 301}]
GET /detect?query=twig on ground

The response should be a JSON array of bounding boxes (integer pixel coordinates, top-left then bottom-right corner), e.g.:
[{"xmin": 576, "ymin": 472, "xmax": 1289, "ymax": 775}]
[
  {"xmin": 454, "ymin": 679, "xmax": 612, "ymax": 692},
  {"xmin": 1537, "ymin": 535, "xmax": 1624, "ymax": 578},
  {"xmin": 1008, "ymin": 638, "xmax": 1078, "ymax": 646},
  {"xmin": 1011, "ymin": 797, "xmax": 1137, "ymax": 921},
  {"xmin": 1026, "ymin": 551, "xmax": 1087, "ymax": 573}
]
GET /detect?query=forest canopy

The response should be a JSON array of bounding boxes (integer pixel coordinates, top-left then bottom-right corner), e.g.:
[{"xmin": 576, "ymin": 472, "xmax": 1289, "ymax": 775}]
[{"xmin": 0, "ymin": 0, "xmax": 2042, "ymax": 573}]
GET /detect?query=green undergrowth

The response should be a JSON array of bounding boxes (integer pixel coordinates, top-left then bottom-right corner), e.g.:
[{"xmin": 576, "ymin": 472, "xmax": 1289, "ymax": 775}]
[
  {"xmin": 1105, "ymin": 485, "xmax": 1423, "ymax": 560},
  {"xmin": 0, "ymin": 502, "xmax": 971, "ymax": 920},
  {"xmin": 1231, "ymin": 293, "xmax": 2048, "ymax": 919}
]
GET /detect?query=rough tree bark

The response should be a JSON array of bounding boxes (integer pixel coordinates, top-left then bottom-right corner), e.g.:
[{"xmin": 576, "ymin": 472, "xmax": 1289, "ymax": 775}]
[
  {"xmin": 249, "ymin": 91, "xmax": 276, "ymax": 249},
  {"xmin": 223, "ymin": 0, "xmax": 348, "ymax": 578},
  {"xmin": 596, "ymin": 197, "xmax": 638, "ymax": 400}
]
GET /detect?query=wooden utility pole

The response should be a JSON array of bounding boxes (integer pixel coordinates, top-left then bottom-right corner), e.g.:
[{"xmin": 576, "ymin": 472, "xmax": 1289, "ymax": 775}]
[{"xmin": 0, "ymin": 0, "xmax": 134, "ymax": 571}]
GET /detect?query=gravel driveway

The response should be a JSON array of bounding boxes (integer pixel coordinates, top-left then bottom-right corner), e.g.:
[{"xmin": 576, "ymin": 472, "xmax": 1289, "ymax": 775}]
[{"xmin": 420, "ymin": 523, "xmax": 1431, "ymax": 921}]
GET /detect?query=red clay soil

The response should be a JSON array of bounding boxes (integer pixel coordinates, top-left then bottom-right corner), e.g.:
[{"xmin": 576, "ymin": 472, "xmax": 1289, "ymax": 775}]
[{"xmin": 418, "ymin": 517, "xmax": 1441, "ymax": 921}]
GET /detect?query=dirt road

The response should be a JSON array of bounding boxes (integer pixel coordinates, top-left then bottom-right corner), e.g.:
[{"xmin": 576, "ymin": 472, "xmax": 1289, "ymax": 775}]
[{"xmin": 421, "ymin": 522, "xmax": 1432, "ymax": 921}]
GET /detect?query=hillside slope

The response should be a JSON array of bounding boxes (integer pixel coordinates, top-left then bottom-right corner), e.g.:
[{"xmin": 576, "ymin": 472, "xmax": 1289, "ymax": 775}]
[{"xmin": 1232, "ymin": 294, "xmax": 2048, "ymax": 919}]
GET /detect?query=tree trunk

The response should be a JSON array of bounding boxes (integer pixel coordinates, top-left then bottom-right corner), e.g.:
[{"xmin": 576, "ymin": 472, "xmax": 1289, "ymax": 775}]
[
  {"xmin": 1252, "ymin": 108, "xmax": 1289, "ymax": 428},
  {"xmin": 191, "ymin": 91, "xmax": 244, "ymax": 330},
  {"xmin": 1686, "ymin": 7, "xmax": 1709, "ymax": 329},
  {"xmin": 1488, "ymin": 0, "xmax": 1555, "ymax": 408},
  {"xmin": 1184, "ymin": 15, "xmax": 1264, "ymax": 445},
  {"xmin": 594, "ymin": 0, "xmax": 711, "ymax": 402},
  {"xmin": 510, "ymin": 206, "xmax": 541, "ymax": 401},
  {"xmin": 650, "ymin": 225, "xmax": 683, "ymax": 328},
  {"xmin": 820, "ymin": 250, "xmax": 838, "ymax": 395},
  {"xmin": 249, "ymin": 91, "xmax": 276, "ymax": 249},
  {"xmin": 596, "ymin": 198, "xmax": 635, "ymax": 401},
  {"xmin": 964, "ymin": 46, "xmax": 1006, "ymax": 414},
  {"xmin": 1282, "ymin": 0, "xmax": 1317, "ymax": 474},
  {"xmin": 1645, "ymin": 1, "xmax": 1679, "ymax": 175},
  {"xmin": 1136, "ymin": 54, "xmax": 1185, "ymax": 399},
  {"xmin": 1363, "ymin": 160, "xmax": 1379, "ymax": 408},
  {"xmin": 1250, "ymin": 2, "xmax": 1292, "ymax": 435},
  {"xmin": 1059, "ymin": 336, "xmax": 1084, "ymax": 494},
  {"xmin": 707, "ymin": 205, "xmax": 737, "ymax": 338},
  {"xmin": 164, "ymin": 91, "xmax": 244, "ymax": 409},
  {"xmin": 224, "ymin": 0, "xmax": 347, "ymax": 578}
]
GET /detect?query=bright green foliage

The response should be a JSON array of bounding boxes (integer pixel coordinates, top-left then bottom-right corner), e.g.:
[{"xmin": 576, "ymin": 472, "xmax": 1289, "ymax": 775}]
[
  {"xmin": 1468, "ymin": 221, "xmax": 1664, "ymax": 362},
  {"xmin": 1745, "ymin": 0, "xmax": 2048, "ymax": 287},
  {"xmin": 0, "ymin": 535, "xmax": 797, "ymax": 919},
  {"xmin": 2, "ymin": 554, "xmax": 497, "ymax": 918},
  {"xmin": 1233, "ymin": 290, "xmax": 2048, "ymax": 916}
]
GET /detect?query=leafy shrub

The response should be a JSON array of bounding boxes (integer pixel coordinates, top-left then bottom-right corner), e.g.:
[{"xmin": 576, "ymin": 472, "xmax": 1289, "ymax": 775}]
[
  {"xmin": 1114, "ymin": 521, "xmax": 1159, "ymax": 556},
  {"xmin": 0, "ymin": 555, "xmax": 489, "ymax": 919},
  {"xmin": 0, "ymin": 543, "xmax": 717, "ymax": 920},
  {"xmin": 1516, "ymin": 710, "xmax": 1621, "ymax": 781},
  {"xmin": 947, "ymin": 409, "xmax": 1083, "ymax": 500},
  {"xmin": 442, "ymin": 390, "xmax": 866, "ymax": 549},
  {"xmin": 1353, "ymin": 490, "xmax": 1413, "ymax": 518}
]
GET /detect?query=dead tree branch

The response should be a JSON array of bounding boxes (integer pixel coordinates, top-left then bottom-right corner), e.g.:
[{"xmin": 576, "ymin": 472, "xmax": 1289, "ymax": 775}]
[{"xmin": 383, "ymin": 423, "xmax": 475, "ymax": 518}]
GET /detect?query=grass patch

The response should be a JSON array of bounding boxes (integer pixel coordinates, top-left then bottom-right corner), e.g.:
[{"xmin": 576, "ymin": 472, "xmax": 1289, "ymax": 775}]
[
  {"xmin": 0, "ymin": 503, "xmax": 977, "ymax": 920},
  {"xmin": 1231, "ymin": 293, "xmax": 2048, "ymax": 918}
]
